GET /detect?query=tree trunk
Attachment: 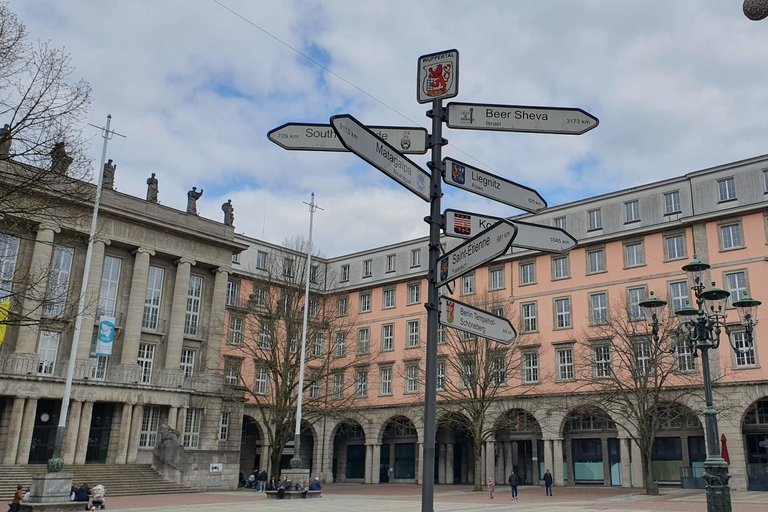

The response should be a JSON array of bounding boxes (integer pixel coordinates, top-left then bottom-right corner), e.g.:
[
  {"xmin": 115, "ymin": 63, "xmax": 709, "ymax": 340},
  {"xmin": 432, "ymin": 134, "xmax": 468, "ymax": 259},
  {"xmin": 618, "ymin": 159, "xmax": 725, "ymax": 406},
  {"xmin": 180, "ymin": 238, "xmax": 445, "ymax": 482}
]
[
  {"xmin": 270, "ymin": 446, "xmax": 283, "ymax": 479},
  {"xmin": 641, "ymin": 450, "xmax": 656, "ymax": 495},
  {"xmin": 473, "ymin": 440, "xmax": 483, "ymax": 491}
]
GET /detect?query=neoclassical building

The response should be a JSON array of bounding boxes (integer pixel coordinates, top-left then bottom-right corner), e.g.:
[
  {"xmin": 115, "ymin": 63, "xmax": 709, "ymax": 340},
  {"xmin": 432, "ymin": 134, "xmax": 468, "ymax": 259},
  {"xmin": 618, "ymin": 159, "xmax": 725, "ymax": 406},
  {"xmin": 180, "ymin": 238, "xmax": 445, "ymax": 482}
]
[{"xmin": 230, "ymin": 153, "xmax": 768, "ymax": 492}]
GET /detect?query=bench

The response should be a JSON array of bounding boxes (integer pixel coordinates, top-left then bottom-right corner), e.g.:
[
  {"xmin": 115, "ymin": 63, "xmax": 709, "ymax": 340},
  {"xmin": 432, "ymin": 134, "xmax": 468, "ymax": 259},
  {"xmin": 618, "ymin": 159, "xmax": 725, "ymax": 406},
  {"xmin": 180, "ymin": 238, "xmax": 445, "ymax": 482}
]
[{"xmin": 265, "ymin": 490, "xmax": 322, "ymax": 499}]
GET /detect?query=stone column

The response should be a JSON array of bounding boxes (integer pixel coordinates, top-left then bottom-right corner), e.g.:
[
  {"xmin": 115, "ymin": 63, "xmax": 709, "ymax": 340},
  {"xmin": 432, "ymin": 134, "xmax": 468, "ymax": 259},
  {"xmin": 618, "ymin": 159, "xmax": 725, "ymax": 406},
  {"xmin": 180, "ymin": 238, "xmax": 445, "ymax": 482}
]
[
  {"xmin": 601, "ymin": 437, "xmax": 610, "ymax": 486},
  {"xmin": 485, "ymin": 440, "xmax": 496, "ymax": 482},
  {"xmin": 565, "ymin": 438, "xmax": 574, "ymax": 485},
  {"xmin": 364, "ymin": 444, "xmax": 374, "ymax": 483},
  {"xmin": 165, "ymin": 258, "xmax": 195, "ymax": 371},
  {"xmin": 205, "ymin": 267, "xmax": 228, "ymax": 374},
  {"xmin": 619, "ymin": 437, "xmax": 632, "ymax": 487},
  {"xmin": 480, "ymin": 441, "xmax": 486, "ymax": 483},
  {"xmin": 74, "ymin": 402, "xmax": 93, "ymax": 464},
  {"xmin": 438, "ymin": 444, "xmax": 446, "ymax": 483},
  {"xmin": 630, "ymin": 439, "xmax": 643, "ymax": 488},
  {"xmin": 15, "ymin": 225, "xmax": 59, "ymax": 354},
  {"xmin": 76, "ymin": 238, "xmax": 110, "ymax": 360},
  {"xmin": 16, "ymin": 398, "xmax": 38, "ymax": 464},
  {"xmin": 121, "ymin": 248, "xmax": 155, "ymax": 366},
  {"xmin": 416, "ymin": 442, "xmax": 423, "ymax": 484},
  {"xmin": 511, "ymin": 441, "xmax": 519, "ymax": 470},
  {"xmin": 115, "ymin": 403, "xmax": 133, "ymax": 464},
  {"xmin": 127, "ymin": 404, "xmax": 144, "ymax": 463},
  {"xmin": 553, "ymin": 438, "xmax": 565, "ymax": 487},
  {"xmin": 445, "ymin": 442, "xmax": 454, "ymax": 484},
  {"xmin": 167, "ymin": 407, "xmax": 178, "ymax": 431},
  {"xmin": 504, "ymin": 441, "xmax": 513, "ymax": 478},
  {"xmin": 371, "ymin": 444, "xmax": 381, "ymax": 484},
  {"xmin": 531, "ymin": 438, "xmax": 539, "ymax": 484},
  {"xmin": 543, "ymin": 439, "xmax": 554, "ymax": 482},
  {"xmin": 62, "ymin": 400, "xmax": 83, "ymax": 465},
  {"xmin": 2, "ymin": 397, "xmax": 25, "ymax": 464},
  {"xmin": 176, "ymin": 407, "xmax": 188, "ymax": 434},
  {"xmin": 465, "ymin": 445, "xmax": 473, "ymax": 483},
  {"xmin": 681, "ymin": 435, "xmax": 691, "ymax": 468}
]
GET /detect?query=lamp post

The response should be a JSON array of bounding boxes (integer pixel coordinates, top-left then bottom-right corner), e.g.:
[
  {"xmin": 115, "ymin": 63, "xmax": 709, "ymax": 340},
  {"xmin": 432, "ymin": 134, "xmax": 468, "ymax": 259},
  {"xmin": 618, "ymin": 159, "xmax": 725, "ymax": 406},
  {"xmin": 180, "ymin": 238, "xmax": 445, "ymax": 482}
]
[{"xmin": 640, "ymin": 255, "xmax": 761, "ymax": 512}]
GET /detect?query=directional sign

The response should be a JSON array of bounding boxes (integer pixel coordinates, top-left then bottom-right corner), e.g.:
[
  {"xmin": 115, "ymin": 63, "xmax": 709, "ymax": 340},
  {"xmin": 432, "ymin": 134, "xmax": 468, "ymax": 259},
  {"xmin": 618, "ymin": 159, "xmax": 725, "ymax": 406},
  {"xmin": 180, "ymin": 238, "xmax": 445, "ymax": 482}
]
[
  {"xmin": 446, "ymin": 102, "xmax": 598, "ymax": 135},
  {"xmin": 331, "ymin": 114, "xmax": 431, "ymax": 202},
  {"xmin": 443, "ymin": 158, "xmax": 547, "ymax": 213},
  {"xmin": 444, "ymin": 209, "xmax": 578, "ymax": 253},
  {"xmin": 439, "ymin": 296, "xmax": 517, "ymax": 345},
  {"xmin": 417, "ymin": 49, "xmax": 459, "ymax": 104},
  {"xmin": 268, "ymin": 123, "xmax": 428, "ymax": 154},
  {"xmin": 436, "ymin": 220, "xmax": 517, "ymax": 287}
]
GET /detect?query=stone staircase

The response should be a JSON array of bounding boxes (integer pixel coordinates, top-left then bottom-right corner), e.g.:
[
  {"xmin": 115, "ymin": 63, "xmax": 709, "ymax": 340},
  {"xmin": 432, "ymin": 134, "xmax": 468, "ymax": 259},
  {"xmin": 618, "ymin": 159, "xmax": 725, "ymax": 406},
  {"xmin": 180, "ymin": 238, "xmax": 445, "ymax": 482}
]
[{"xmin": 0, "ymin": 464, "xmax": 200, "ymax": 500}]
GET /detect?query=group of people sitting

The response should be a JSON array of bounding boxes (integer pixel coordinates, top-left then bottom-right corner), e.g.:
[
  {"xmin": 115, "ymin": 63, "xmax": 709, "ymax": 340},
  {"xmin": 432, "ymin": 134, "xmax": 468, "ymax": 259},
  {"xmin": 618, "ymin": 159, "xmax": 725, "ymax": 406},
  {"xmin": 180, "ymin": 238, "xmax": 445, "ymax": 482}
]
[
  {"xmin": 275, "ymin": 476, "xmax": 322, "ymax": 499},
  {"xmin": 239, "ymin": 469, "xmax": 322, "ymax": 499}
]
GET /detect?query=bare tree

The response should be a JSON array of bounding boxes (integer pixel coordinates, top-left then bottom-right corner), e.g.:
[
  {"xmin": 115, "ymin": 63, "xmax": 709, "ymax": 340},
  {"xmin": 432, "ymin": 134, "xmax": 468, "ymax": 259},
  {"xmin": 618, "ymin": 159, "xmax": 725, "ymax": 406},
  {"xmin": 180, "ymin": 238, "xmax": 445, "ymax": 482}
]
[
  {"xmin": 224, "ymin": 237, "xmax": 377, "ymax": 477},
  {"xmin": 572, "ymin": 296, "xmax": 703, "ymax": 494}
]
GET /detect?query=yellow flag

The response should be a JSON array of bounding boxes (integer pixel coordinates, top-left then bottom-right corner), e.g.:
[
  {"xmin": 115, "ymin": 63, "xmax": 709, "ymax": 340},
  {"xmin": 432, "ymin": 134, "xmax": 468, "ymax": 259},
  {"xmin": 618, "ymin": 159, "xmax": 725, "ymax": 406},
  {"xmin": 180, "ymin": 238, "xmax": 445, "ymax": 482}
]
[{"xmin": 0, "ymin": 300, "xmax": 9, "ymax": 346}]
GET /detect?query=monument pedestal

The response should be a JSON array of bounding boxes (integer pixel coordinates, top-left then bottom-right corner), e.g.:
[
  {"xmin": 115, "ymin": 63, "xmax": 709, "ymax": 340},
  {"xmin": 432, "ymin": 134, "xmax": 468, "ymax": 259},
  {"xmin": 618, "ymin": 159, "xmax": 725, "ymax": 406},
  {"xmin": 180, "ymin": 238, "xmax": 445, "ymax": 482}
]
[
  {"xmin": 280, "ymin": 468, "xmax": 310, "ymax": 486},
  {"xmin": 20, "ymin": 472, "xmax": 84, "ymax": 511}
]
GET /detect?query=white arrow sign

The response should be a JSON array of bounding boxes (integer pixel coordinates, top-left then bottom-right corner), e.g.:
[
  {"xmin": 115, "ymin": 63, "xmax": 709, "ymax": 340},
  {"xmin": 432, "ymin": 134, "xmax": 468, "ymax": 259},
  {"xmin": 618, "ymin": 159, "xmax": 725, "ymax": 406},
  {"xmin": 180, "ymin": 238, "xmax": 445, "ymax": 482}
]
[
  {"xmin": 443, "ymin": 158, "xmax": 547, "ymax": 213},
  {"xmin": 444, "ymin": 209, "xmax": 578, "ymax": 253},
  {"xmin": 331, "ymin": 114, "xmax": 431, "ymax": 202},
  {"xmin": 439, "ymin": 296, "xmax": 517, "ymax": 345},
  {"xmin": 446, "ymin": 102, "xmax": 599, "ymax": 135},
  {"xmin": 268, "ymin": 123, "xmax": 428, "ymax": 154},
  {"xmin": 436, "ymin": 220, "xmax": 517, "ymax": 287}
]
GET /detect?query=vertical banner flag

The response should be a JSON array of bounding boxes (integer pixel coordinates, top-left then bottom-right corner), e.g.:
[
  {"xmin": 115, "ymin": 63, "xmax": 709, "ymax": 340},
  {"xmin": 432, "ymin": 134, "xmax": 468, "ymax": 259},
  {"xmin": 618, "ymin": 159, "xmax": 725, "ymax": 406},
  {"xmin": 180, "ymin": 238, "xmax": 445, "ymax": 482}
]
[
  {"xmin": 95, "ymin": 315, "xmax": 116, "ymax": 356},
  {"xmin": 0, "ymin": 300, "xmax": 9, "ymax": 346}
]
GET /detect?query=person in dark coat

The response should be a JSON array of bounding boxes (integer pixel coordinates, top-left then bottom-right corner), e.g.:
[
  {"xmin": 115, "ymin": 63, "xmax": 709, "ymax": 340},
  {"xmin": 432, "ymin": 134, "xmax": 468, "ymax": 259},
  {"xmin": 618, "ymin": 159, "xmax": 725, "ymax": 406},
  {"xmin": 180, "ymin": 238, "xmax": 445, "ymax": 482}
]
[
  {"xmin": 309, "ymin": 477, "xmax": 322, "ymax": 491},
  {"xmin": 75, "ymin": 483, "xmax": 91, "ymax": 502},
  {"xmin": 259, "ymin": 470, "xmax": 268, "ymax": 492},
  {"xmin": 543, "ymin": 469, "xmax": 553, "ymax": 496},
  {"xmin": 508, "ymin": 471, "xmax": 519, "ymax": 499}
]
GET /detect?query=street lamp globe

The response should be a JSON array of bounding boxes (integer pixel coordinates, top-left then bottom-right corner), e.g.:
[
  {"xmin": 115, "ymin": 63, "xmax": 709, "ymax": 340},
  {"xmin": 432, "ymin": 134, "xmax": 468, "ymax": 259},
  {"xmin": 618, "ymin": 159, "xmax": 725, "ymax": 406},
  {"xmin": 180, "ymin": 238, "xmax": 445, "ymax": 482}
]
[
  {"xmin": 681, "ymin": 255, "xmax": 710, "ymax": 290},
  {"xmin": 744, "ymin": 0, "xmax": 768, "ymax": 20},
  {"xmin": 639, "ymin": 291, "xmax": 667, "ymax": 325},
  {"xmin": 699, "ymin": 283, "xmax": 730, "ymax": 314},
  {"xmin": 732, "ymin": 293, "xmax": 762, "ymax": 325}
]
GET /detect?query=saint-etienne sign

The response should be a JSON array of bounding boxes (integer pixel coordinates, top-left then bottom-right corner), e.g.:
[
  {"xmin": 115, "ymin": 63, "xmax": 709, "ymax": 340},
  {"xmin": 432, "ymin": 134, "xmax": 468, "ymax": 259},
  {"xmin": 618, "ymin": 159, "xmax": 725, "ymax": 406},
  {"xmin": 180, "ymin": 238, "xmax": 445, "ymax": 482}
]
[
  {"xmin": 446, "ymin": 102, "xmax": 598, "ymax": 135},
  {"xmin": 444, "ymin": 209, "xmax": 578, "ymax": 254},
  {"xmin": 417, "ymin": 49, "xmax": 459, "ymax": 104},
  {"xmin": 439, "ymin": 296, "xmax": 517, "ymax": 345},
  {"xmin": 330, "ymin": 114, "xmax": 431, "ymax": 202},
  {"xmin": 268, "ymin": 123, "xmax": 428, "ymax": 154}
]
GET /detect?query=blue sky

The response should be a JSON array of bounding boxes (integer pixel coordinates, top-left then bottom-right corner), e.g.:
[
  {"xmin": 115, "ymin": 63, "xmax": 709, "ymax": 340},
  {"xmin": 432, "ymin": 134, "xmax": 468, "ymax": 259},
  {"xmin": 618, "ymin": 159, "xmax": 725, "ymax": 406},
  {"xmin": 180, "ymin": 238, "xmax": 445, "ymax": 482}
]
[{"xmin": 10, "ymin": 0, "xmax": 768, "ymax": 257}]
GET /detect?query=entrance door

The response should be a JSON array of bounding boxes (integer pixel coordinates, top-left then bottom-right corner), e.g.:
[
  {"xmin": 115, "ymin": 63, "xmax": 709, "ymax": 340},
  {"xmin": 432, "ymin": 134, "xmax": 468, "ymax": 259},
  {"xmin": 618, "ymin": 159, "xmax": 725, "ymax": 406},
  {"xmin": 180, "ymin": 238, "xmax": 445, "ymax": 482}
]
[
  {"xmin": 29, "ymin": 400, "xmax": 60, "ymax": 464},
  {"xmin": 746, "ymin": 434, "xmax": 768, "ymax": 491},
  {"xmin": 453, "ymin": 442, "xmax": 463, "ymax": 483},
  {"xmin": 379, "ymin": 443, "xmax": 390, "ymax": 482},
  {"xmin": 346, "ymin": 444, "xmax": 366, "ymax": 479},
  {"xmin": 86, "ymin": 403, "xmax": 114, "ymax": 463},
  {"xmin": 572, "ymin": 438, "xmax": 604, "ymax": 483},
  {"xmin": 608, "ymin": 438, "xmax": 621, "ymax": 486}
]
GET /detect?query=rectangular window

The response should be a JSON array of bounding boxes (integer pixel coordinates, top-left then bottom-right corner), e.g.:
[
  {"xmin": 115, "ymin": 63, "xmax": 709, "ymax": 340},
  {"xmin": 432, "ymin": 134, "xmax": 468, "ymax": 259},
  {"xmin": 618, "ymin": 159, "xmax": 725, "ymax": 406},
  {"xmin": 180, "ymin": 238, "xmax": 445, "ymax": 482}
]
[
  {"xmin": 340, "ymin": 264, "xmax": 350, "ymax": 282},
  {"xmin": 492, "ymin": 356, "xmax": 506, "ymax": 385},
  {"xmin": 334, "ymin": 332, "xmax": 346, "ymax": 357},
  {"xmin": 311, "ymin": 333, "xmax": 324, "ymax": 356},
  {"xmin": 490, "ymin": 267, "xmax": 505, "ymax": 290},
  {"xmin": 386, "ymin": 254, "xmax": 396, "ymax": 272},
  {"xmin": 37, "ymin": 330, "xmax": 60, "ymax": 376},
  {"xmin": 382, "ymin": 324, "xmax": 394, "ymax": 351},
  {"xmin": 635, "ymin": 342, "xmax": 652, "ymax": 376},
  {"xmin": 310, "ymin": 264, "xmax": 318, "ymax": 283},
  {"xmin": 283, "ymin": 258, "xmax": 294, "ymax": 277},
  {"xmin": 99, "ymin": 256, "xmax": 122, "ymax": 317},
  {"xmin": 588, "ymin": 208, "xmax": 602, "ymax": 230},
  {"xmin": 139, "ymin": 406, "xmax": 161, "ymax": 448},
  {"xmin": 251, "ymin": 288, "xmax": 267, "ymax": 308},
  {"xmin": 224, "ymin": 358, "xmax": 241, "ymax": 386},
  {"xmin": 461, "ymin": 273, "xmax": 475, "ymax": 294},
  {"xmin": 226, "ymin": 281, "xmax": 239, "ymax": 307},
  {"xmin": 357, "ymin": 328, "xmax": 370, "ymax": 355},
  {"xmin": 219, "ymin": 412, "xmax": 230, "ymax": 441},
  {"xmin": 363, "ymin": 259, "xmax": 372, "ymax": 277},
  {"xmin": 404, "ymin": 364, "xmax": 419, "ymax": 393},
  {"xmin": 337, "ymin": 297, "xmax": 348, "ymax": 316},
  {"xmin": 254, "ymin": 367, "xmax": 268, "ymax": 395},
  {"xmin": 664, "ymin": 191, "xmax": 681, "ymax": 214},
  {"xmin": 553, "ymin": 256, "xmax": 569, "ymax": 279},
  {"xmin": 380, "ymin": 366, "xmax": 392, "ymax": 395},
  {"xmin": 0, "ymin": 234, "xmax": 20, "ymax": 299},
  {"xmin": 179, "ymin": 348, "xmax": 196, "ymax": 378},
  {"xmin": 593, "ymin": 345, "xmax": 612, "ymax": 378},
  {"xmin": 359, "ymin": 292, "xmax": 371, "ymax": 313},
  {"xmin": 674, "ymin": 338, "xmax": 695, "ymax": 373},
  {"xmin": 406, "ymin": 320, "xmax": 420, "ymax": 348},
  {"xmin": 231, "ymin": 252, "xmax": 240, "ymax": 264},
  {"xmin": 628, "ymin": 287, "xmax": 647, "ymax": 320},
  {"xmin": 309, "ymin": 379, "xmax": 321, "ymax": 399},
  {"xmin": 720, "ymin": 223, "xmax": 743, "ymax": 250},
  {"xmin": 182, "ymin": 408, "xmax": 202, "ymax": 449},
  {"xmin": 383, "ymin": 289, "xmax": 395, "ymax": 309},
  {"xmin": 725, "ymin": 271, "xmax": 747, "ymax": 307},
  {"xmin": 718, "ymin": 177, "xmax": 736, "ymax": 202},
  {"xmin": 556, "ymin": 347, "xmax": 575, "ymax": 381},
  {"xmin": 258, "ymin": 322, "xmax": 272, "ymax": 349},
  {"xmin": 590, "ymin": 292, "xmax": 608, "ymax": 325},
  {"xmin": 256, "ymin": 251, "xmax": 268, "ymax": 269},
  {"xmin": 625, "ymin": 200, "xmax": 640, "ymax": 223},
  {"xmin": 520, "ymin": 261, "xmax": 536, "ymax": 285},
  {"xmin": 137, "ymin": 343, "xmax": 155, "ymax": 385},
  {"xmin": 289, "ymin": 336, "xmax": 298, "ymax": 354},
  {"xmin": 587, "ymin": 249, "xmax": 605, "ymax": 274},
  {"xmin": 44, "ymin": 246, "xmax": 74, "ymax": 316},
  {"xmin": 408, "ymin": 282, "xmax": 421, "ymax": 304},
  {"xmin": 521, "ymin": 302, "xmax": 537, "ymax": 332},
  {"xmin": 764, "ymin": 170, "xmax": 768, "ymax": 192},
  {"xmin": 554, "ymin": 217, "xmax": 566, "ymax": 230},
  {"xmin": 666, "ymin": 234, "xmax": 686, "ymax": 261},
  {"xmin": 669, "ymin": 281, "xmax": 689, "ymax": 313},
  {"xmin": 732, "ymin": 332, "xmax": 756, "ymax": 367},
  {"xmin": 437, "ymin": 324, "xmax": 446, "ymax": 344},
  {"xmin": 332, "ymin": 373, "xmax": 344, "ymax": 399},
  {"xmin": 625, "ymin": 241, "xmax": 645, "ymax": 267},
  {"xmin": 411, "ymin": 249, "xmax": 421, "ymax": 267},
  {"xmin": 184, "ymin": 275, "xmax": 203, "ymax": 337},
  {"xmin": 356, "ymin": 368, "xmax": 368, "ymax": 397},
  {"xmin": 461, "ymin": 359, "xmax": 475, "ymax": 389},
  {"xmin": 227, "ymin": 316, "xmax": 243, "ymax": 345},
  {"xmin": 490, "ymin": 306, "xmax": 504, "ymax": 317},
  {"xmin": 522, "ymin": 352, "xmax": 539, "ymax": 383},
  {"xmin": 555, "ymin": 297, "xmax": 571, "ymax": 328},
  {"xmin": 436, "ymin": 361, "xmax": 446, "ymax": 390}
]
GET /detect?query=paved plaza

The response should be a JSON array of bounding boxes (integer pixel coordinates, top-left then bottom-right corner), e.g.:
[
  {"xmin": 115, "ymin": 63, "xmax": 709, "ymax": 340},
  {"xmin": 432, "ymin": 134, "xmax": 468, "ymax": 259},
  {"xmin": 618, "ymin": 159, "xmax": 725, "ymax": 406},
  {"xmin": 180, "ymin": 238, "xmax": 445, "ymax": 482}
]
[{"xmin": 100, "ymin": 484, "xmax": 768, "ymax": 512}]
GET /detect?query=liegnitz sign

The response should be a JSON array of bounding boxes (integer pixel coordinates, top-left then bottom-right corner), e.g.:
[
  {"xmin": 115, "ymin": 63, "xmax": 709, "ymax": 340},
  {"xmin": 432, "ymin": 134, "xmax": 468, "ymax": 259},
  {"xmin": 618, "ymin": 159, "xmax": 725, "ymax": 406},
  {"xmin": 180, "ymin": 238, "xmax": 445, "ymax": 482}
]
[
  {"xmin": 436, "ymin": 220, "xmax": 517, "ymax": 287},
  {"xmin": 268, "ymin": 123, "xmax": 428, "ymax": 154},
  {"xmin": 439, "ymin": 296, "xmax": 517, "ymax": 345}
]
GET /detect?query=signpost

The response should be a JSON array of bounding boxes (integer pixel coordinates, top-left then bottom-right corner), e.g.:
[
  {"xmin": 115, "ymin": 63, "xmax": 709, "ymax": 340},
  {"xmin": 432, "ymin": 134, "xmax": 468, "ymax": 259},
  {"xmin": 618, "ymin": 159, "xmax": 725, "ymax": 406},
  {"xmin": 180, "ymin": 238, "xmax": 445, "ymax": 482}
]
[
  {"xmin": 439, "ymin": 296, "xmax": 517, "ymax": 345},
  {"xmin": 268, "ymin": 123, "xmax": 428, "ymax": 154},
  {"xmin": 443, "ymin": 157, "xmax": 547, "ymax": 212},
  {"xmin": 444, "ymin": 209, "xmax": 578, "ymax": 253},
  {"xmin": 330, "ymin": 114, "xmax": 431, "ymax": 202},
  {"xmin": 446, "ymin": 102, "xmax": 598, "ymax": 135},
  {"xmin": 436, "ymin": 220, "xmax": 517, "ymax": 288}
]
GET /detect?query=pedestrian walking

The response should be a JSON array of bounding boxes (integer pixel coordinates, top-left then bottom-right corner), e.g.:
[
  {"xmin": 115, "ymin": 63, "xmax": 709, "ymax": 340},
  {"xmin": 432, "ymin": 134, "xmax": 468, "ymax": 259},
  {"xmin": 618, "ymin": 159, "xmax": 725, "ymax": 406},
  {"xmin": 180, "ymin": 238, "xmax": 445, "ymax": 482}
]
[
  {"xmin": 543, "ymin": 469, "xmax": 553, "ymax": 496},
  {"xmin": 508, "ymin": 471, "xmax": 519, "ymax": 499},
  {"xmin": 488, "ymin": 477, "xmax": 495, "ymax": 499},
  {"xmin": 8, "ymin": 485, "xmax": 23, "ymax": 512}
]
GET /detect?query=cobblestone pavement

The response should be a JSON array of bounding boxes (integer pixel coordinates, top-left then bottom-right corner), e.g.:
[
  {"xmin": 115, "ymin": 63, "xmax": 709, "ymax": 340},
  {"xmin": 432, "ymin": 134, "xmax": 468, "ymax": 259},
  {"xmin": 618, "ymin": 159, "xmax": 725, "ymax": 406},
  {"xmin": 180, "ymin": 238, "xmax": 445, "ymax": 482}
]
[{"xmin": 104, "ymin": 484, "xmax": 768, "ymax": 511}]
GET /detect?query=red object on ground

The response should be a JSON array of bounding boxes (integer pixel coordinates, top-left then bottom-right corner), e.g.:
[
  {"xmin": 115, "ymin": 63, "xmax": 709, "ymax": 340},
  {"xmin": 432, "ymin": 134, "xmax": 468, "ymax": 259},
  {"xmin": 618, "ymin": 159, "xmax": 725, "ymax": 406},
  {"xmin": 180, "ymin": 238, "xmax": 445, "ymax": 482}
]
[{"xmin": 721, "ymin": 434, "xmax": 730, "ymax": 465}]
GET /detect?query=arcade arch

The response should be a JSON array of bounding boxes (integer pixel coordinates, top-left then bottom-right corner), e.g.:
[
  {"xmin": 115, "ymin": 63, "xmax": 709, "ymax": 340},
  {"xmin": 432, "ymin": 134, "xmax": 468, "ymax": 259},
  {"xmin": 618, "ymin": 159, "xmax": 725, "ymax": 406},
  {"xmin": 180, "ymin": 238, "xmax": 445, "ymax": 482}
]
[
  {"xmin": 743, "ymin": 397, "xmax": 768, "ymax": 491},
  {"xmin": 332, "ymin": 420, "xmax": 367, "ymax": 482},
  {"xmin": 495, "ymin": 409, "xmax": 543, "ymax": 485}
]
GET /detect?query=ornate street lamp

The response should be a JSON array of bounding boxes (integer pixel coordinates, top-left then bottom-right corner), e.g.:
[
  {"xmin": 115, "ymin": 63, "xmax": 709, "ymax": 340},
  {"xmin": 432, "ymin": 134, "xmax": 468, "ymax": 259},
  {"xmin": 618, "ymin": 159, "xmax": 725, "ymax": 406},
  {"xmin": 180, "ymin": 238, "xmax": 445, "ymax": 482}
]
[{"xmin": 640, "ymin": 256, "xmax": 761, "ymax": 512}]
